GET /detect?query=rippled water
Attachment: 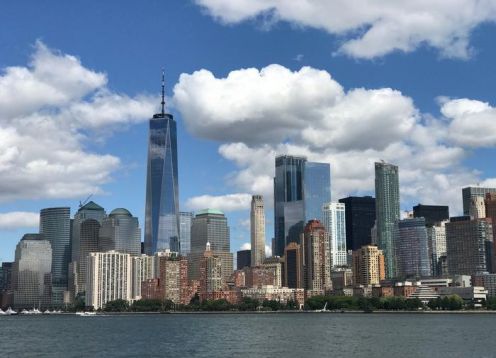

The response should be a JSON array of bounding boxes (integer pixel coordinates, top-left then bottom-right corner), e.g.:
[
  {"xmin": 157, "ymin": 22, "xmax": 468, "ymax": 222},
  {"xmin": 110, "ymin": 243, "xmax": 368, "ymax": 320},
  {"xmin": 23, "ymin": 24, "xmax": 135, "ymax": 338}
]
[{"xmin": 0, "ymin": 313, "xmax": 494, "ymax": 357}]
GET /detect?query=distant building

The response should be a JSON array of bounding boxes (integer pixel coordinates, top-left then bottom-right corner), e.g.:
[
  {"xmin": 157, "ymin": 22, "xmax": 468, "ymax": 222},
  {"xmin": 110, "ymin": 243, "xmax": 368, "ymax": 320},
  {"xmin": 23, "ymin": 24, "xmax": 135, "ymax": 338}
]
[
  {"xmin": 86, "ymin": 251, "xmax": 132, "ymax": 310},
  {"xmin": 427, "ymin": 221, "xmax": 448, "ymax": 276},
  {"xmin": 393, "ymin": 218, "xmax": 431, "ymax": 279},
  {"xmin": 412, "ymin": 204, "xmax": 449, "ymax": 227},
  {"xmin": 0, "ymin": 262, "xmax": 13, "ymax": 291},
  {"xmin": 199, "ymin": 243, "xmax": 223, "ymax": 295},
  {"xmin": 179, "ymin": 212, "xmax": 193, "ymax": 256},
  {"xmin": 156, "ymin": 250, "xmax": 189, "ymax": 304},
  {"xmin": 241, "ymin": 285, "xmax": 304, "ymax": 307},
  {"xmin": 338, "ymin": 196, "xmax": 376, "ymax": 251},
  {"xmin": 244, "ymin": 266, "xmax": 277, "ymax": 288},
  {"xmin": 284, "ymin": 242, "xmax": 303, "ymax": 289},
  {"xmin": 132, "ymin": 255, "xmax": 155, "ymax": 299},
  {"xmin": 302, "ymin": 220, "xmax": 331, "ymax": 295},
  {"xmin": 13, "ymin": 234, "xmax": 52, "ymax": 309},
  {"xmin": 190, "ymin": 209, "xmax": 233, "ymax": 281},
  {"xmin": 331, "ymin": 268, "xmax": 353, "ymax": 291},
  {"xmin": 250, "ymin": 195, "xmax": 266, "ymax": 267},
  {"xmin": 485, "ymin": 193, "xmax": 496, "ymax": 269},
  {"xmin": 470, "ymin": 196, "xmax": 486, "ymax": 219},
  {"xmin": 446, "ymin": 217, "xmax": 493, "ymax": 275},
  {"xmin": 236, "ymin": 250, "xmax": 251, "ymax": 270},
  {"xmin": 144, "ymin": 80, "xmax": 180, "ymax": 254},
  {"xmin": 40, "ymin": 207, "xmax": 71, "ymax": 306},
  {"xmin": 462, "ymin": 186, "xmax": 496, "ymax": 216},
  {"xmin": 322, "ymin": 202, "xmax": 347, "ymax": 267},
  {"xmin": 262, "ymin": 257, "xmax": 284, "ymax": 288},
  {"xmin": 99, "ymin": 208, "xmax": 141, "ymax": 256},
  {"xmin": 375, "ymin": 161, "xmax": 400, "ymax": 278},
  {"xmin": 472, "ymin": 273, "xmax": 496, "ymax": 297},
  {"xmin": 352, "ymin": 245, "xmax": 385, "ymax": 286}
]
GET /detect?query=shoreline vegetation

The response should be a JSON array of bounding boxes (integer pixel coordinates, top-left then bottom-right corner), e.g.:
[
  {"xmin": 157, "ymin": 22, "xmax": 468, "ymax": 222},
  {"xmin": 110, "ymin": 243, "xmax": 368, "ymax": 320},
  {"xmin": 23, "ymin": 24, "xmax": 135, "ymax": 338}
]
[{"xmin": 75, "ymin": 294, "xmax": 496, "ymax": 314}]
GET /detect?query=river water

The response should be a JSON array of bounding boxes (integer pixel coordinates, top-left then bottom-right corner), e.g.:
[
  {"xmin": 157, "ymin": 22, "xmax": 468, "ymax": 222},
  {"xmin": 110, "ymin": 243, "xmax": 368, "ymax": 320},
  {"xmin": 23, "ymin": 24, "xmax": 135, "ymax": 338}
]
[{"xmin": 0, "ymin": 312, "xmax": 494, "ymax": 357}]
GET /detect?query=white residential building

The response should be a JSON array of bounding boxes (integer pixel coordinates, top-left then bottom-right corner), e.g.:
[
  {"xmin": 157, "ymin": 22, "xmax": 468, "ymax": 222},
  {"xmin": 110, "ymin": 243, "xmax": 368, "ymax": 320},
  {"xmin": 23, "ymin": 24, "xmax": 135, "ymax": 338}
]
[{"xmin": 322, "ymin": 202, "xmax": 347, "ymax": 267}]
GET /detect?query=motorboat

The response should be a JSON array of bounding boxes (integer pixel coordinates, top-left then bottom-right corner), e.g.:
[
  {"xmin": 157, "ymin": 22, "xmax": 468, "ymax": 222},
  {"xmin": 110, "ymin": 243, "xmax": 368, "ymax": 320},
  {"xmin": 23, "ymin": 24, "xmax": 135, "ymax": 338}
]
[
  {"xmin": 0, "ymin": 309, "xmax": 5, "ymax": 315},
  {"xmin": 75, "ymin": 311, "xmax": 97, "ymax": 316},
  {"xmin": 5, "ymin": 307, "xmax": 17, "ymax": 315}
]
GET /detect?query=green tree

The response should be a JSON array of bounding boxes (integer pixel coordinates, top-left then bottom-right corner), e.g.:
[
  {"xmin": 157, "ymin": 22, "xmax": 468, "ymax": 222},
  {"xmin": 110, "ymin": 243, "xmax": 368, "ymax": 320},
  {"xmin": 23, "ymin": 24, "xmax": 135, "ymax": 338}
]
[
  {"xmin": 237, "ymin": 297, "xmax": 259, "ymax": 311},
  {"xmin": 103, "ymin": 299, "xmax": 129, "ymax": 312},
  {"xmin": 486, "ymin": 297, "xmax": 496, "ymax": 310},
  {"xmin": 131, "ymin": 299, "xmax": 162, "ymax": 312}
]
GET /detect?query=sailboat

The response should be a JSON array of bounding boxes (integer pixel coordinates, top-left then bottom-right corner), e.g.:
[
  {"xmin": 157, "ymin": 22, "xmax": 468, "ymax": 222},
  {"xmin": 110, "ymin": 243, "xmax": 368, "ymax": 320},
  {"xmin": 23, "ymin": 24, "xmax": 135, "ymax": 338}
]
[
  {"xmin": 5, "ymin": 307, "xmax": 17, "ymax": 315},
  {"xmin": 0, "ymin": 308, "xmax": 5, "ymax": 315},
  {"xmin": 315, "ymin": 302, "xmax": 329, "ymax": 312}
]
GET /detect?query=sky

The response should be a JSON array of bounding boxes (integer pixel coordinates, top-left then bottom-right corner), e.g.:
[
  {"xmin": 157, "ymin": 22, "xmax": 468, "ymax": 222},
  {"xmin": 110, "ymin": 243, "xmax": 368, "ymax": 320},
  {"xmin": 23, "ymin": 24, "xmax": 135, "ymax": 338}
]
[{"xmin": 1, "ymin": 0, "xmax": 496, "ymax": 262}]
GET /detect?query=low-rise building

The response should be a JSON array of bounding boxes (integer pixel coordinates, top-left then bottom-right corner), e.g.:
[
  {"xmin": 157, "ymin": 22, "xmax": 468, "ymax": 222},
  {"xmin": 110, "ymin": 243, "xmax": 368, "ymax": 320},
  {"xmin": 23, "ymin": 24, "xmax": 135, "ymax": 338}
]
[
  {"xmin": 241, "ymin": 285, "xmax": 304, "ymax": 307},
  {"xmin": 437, "ymin": 286, "xmax": 487, "ymax": 306},
  {"xmin": 472, "ymin": 273, "xmax": 496, "ymax": 297}
]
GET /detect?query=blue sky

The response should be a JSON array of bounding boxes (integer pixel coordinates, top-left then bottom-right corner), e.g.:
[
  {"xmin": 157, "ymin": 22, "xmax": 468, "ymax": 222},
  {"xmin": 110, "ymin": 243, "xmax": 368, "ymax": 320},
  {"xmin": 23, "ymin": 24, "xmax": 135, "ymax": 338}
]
[{"xmin": 1, "ymin": 0, "xmax": 496, "ymax": 262}]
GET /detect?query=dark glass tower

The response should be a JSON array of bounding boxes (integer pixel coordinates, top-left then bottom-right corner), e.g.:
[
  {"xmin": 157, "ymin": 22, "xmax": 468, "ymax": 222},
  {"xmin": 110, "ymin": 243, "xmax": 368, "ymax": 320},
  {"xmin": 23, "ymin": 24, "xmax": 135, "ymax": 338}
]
[
  {"xmin": 145, "ymin": 73, "xmax": 179, "ymax": 255},
  {"xmin": 338, "ymin": 196, "xmax": 376, "ymax": 251},
  {"xmin": 413, "ymin": 204, "xmax": 449, "ymax": 226}
]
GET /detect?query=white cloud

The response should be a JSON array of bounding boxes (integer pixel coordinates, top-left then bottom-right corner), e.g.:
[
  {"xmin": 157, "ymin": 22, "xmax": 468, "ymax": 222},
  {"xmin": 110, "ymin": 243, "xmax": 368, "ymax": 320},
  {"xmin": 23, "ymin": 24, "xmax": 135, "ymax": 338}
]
[
  {"xmin": 240, "ymin": 242, "xmax": 273, "ymax": 258},
  {"xmin": 185, "ymin": 193, "xmax": 252, "ymax": 212},
  {"xmin": 195, "ymin": 0, "xmax": 496, "ymax": 59},
  {"xmin": 0, "ymin": 212, "xmax": 39, "ymax": 230},
  {"xmin": 175, "ymin": 64, "xmax": 494, "ymax": 216},
  {"xmin": 241, "ymin": 242, "xmax": 251, "ymax": 250},
  {"xmin": 0, "ymin": 42, "xmax": 156, "ymax": 202}
]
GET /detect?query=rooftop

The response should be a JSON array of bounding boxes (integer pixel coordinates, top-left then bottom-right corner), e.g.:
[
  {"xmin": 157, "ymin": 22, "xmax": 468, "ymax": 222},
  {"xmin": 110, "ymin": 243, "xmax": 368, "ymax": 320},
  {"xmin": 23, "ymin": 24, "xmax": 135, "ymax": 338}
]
[{"xmin": 196, "ymin": 208, "xmax": 224, "ymax": 216}]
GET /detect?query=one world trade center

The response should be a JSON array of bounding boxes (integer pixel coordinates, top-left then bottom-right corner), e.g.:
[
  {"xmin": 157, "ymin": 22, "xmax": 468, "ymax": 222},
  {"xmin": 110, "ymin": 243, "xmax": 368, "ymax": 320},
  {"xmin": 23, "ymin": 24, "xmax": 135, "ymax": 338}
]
[{"xmin": 144, "ymin": 72, "xmax": 180, "ymax": 255}]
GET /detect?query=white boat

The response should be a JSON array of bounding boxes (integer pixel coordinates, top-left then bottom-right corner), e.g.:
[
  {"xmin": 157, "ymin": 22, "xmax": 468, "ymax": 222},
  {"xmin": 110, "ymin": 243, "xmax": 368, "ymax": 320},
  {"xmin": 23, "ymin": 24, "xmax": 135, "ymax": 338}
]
[
  {"xmin": 21, "ymin": 309, "xmax": 29, "ymax": 314},
  {"xmin": 32, "ymin": 308, "xmax": 42, "ymax": 314},
  {"xmin": 315, "ymin": 302, "xmax": 329, "ymax": 313},
  {"xmin": 5, "ymin": 307, "xmax": 17, "ymax": 315},
  {"xmin": 76, "ymin": 311, "xmax": 97, "ymax": 316},
  {"xmin": 0, "ymin": 309, "xmax": 5, "ymax": 315}
]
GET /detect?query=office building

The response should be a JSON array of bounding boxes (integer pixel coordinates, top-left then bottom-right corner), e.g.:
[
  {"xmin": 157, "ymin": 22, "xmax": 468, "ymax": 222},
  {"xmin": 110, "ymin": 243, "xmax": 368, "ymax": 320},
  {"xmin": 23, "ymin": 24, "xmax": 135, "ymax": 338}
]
[
  {"xmin": 470, "ymin": 196, "xmax": 486, "ymax": 219},
  {"xmin": 237, "ymin": 250, "xmax": 251, "ymax": 270},
  {"xmin": 462, "ymin": 187, "xmax": 496, "ymax": 216},
  {"xmin": 99, "ymin": 208, "xmax": 141, "ymax": 256},
  {"xmin": 250, "ymin": 195, "xmax": 266, "ymax": 266},
  {"xmin": 338, "ymin": 196, "xmax": 376, "ymax": 251},
  {"xmin": 284, "ymin": 242, "xmax": 303, "ymax": 289},
  {"xmin": 393, "ymin": 218, "xmax": 431, "ymax": 279},
  {"xmin": 352, "ymin": 245, "xmax": 385, "ymax": 286},
  {"xmin": 86, "ymin": 251, "xmax": 132, "ymax": 310},
  {"xmin": 273, "ymin": 155, "xmax": 331, "ymax": 257},
  {"xmin": 375, "ymin": 161, "xmax": 400, "ymax": 278},
  {"xmin": 12, "ymin": 234, "xmax": 52, "ymax": 309},
  {"xmin": 413, "ymin": 204, "xmax": 449, "ymax": 226},
  {"xmin": 144, "ymin": 74, "xmax": 180, "ymax": 254},
  {"xmin": 322, "ymin": 202, "xmax": 347, "ymax": 267},
  {"xmin": 132, "ymin": 255, "xmax": 155, "ymax": 299},
  {"xmin": 190, "ymin": 209, "xmax": 233, "ymax": 281},
  {"xmin": 446, "ymin": 217, "xmax": 493, "ymax": 275},
  {"xmin": 39, "ymin": 207, "xmax": 71, "ymax": 306},
  {"xmin": 427, "ymin": 221, "xmax": 448, "ymax": 276},
  {"xmin": 179, "ymin": 212, "xmax": 193, "ymax": 256},
  {"xmin": 71, "ymin": 201, "xmax": 106, "ymax": 297},
  {"xmin": 302, "ymin": 220, "xmax": 332, "ymax": 295}
]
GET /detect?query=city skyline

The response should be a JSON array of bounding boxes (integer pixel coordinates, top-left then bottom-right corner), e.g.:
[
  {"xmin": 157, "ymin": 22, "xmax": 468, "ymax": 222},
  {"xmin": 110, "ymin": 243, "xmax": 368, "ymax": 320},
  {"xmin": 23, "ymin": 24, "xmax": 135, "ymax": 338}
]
[{"xmin": 2, "ymin": 2, "xmax": 496, "ymax": 263}]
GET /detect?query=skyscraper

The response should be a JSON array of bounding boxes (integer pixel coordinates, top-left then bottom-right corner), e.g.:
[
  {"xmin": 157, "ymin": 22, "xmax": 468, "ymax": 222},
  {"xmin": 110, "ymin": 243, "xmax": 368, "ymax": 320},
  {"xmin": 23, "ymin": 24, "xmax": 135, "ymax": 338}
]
[
  {"xmin": 412, "ymin": 204, "xmax": 449, "ymax": 226},
  {"xmin": 250, "ymin": 195, "xmax": 266, "ymax": 266},
  {"xmin": 427, "ymin": 221, "xmax": 448, "ymax": 276},
  {"xmin": 470, "ymin": 196, "xmax": 486, "ymax": 219},
  {"xmin": 374, "ymin": 161, "xmax": 400, "ymax": 278},
  {"xmin": 273, "ymin": 155, "xmax": 331, "ymax": 257},
  {"xmin": 462, "ymin": 187, "xmax": 496, "ymax": 216},
  {"xmin": 338, "ymin": 196, "xmax": 376, "ymax": 251},
  {"xmin": 145, "ymin": 73, "xmax": 179, "ymax": 255},
  {"xmin": 99, "ymin": 208, "xmax": 141, "ymax": 256},
  {"xmin": 179, "ymin": 212, "xmax": 193, "ymax": 256},
  {"xmin": 236, "ymin": 250, "xmax": 251, "ymax": 270},
  {"xmin": 322, "ymin": 202, "xmax": 347, "ymax": 267},
  {"xmin": 39, "ymin": 207, "xmax": 71, "ymax": 306},
  {"xmin": 13, "ymin": 234, "xmax": 52, "ymax": 309},
  {"xmin": 393, "ymin": 218, "xmax": 431, "ymax": 279},
  {"xmin": 302, "ymin": 220, "xmax": 332, "ymax": 295},
  {"xmin": 189, "ymin": 209, "xmax": 233, "ymax": 281}
]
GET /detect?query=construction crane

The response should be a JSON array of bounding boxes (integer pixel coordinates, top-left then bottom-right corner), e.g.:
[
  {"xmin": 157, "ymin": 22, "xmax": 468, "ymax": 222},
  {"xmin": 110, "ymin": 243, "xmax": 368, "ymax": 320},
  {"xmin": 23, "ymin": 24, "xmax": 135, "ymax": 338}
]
[{"xmin": 79, "ymin": 194, "xmax": 93, "ymax": 209}]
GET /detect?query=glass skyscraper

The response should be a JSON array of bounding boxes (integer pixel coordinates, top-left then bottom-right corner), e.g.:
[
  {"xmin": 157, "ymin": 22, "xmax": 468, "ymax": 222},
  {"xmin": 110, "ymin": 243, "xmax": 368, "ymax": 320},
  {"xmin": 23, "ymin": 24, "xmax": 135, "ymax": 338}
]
[
  {"xmin": 322, "ymin": 202, "xmax": 347, "ymax": 267},
  {"xmin": 99, "ymin": 208, "xmax": 141, "ymax": 256},
  {"xmin": 338, "ymin": 196, "xmax": 376, "ymax": 251},
  {"xmin": 273, "ymin": 155, "xmax": 331, "ymax": 257},
  {"xmin": 179, "ymin": 212, "xmax": 193, "ymax": 256},
  {"xmin": 374, "ymin": 161, "xmax": 400, "ymax": 279},
  {"xmin": 39, "ymin": 207, "xmax": 71, "ymax": 306},
  {"xmin": 144, "ymin": 75, "xmax": 179, "ymax": 255}
]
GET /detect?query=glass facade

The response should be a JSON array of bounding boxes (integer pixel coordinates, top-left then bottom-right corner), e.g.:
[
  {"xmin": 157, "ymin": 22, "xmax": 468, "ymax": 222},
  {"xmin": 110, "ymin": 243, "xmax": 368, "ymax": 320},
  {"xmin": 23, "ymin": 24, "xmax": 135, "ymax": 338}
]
[
  {"xmin": 375, "ymin": 162, "xmax": 400, "ymax": 278},
  {"xmin": 273, "ymin": 155, "xmax": 331, "ymax": 257},
  {"xmin": 144, "ymin": 112, "xmax": 179, "ymax": 255},
  {"xmin": 413, "ymin": 204, "xmax": 449, "ymax": 226},
  {"xmin": 179, "ymin": 212, "xmax": 193, "ymax": 256},
  {"xmin": 322, "ymin": 202, "xmax": 347, "ymax": 267},
  {"xmin": 39, "ymin": 207, "xmax": 71, "ymax": 306},
  {"xmin": 338, "ymin": 196, "xmax": 376, "ymax": 251},
  {"xmin": 462, "ymin": 187, "xmax": 496, "ymax": 216},
  {"xmin": 99, "ymin": 208, "xmax": 141, "ymax": 256}
]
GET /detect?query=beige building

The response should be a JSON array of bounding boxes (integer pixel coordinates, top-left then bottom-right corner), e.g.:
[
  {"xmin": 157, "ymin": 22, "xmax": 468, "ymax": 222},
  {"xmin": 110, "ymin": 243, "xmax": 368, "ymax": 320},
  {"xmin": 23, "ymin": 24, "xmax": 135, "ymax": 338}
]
[
  {"xmin": 86, "ymin": 251, "xmax": 132, "ymax": 310},
  {"xmin": 200, "ymin": 243, "xmax": 223, "ymax": 294},
  {"xmin": 302, "ymin": 220, "xmax": 332, "ymax": 295},
  {"xmin": 470, "ymin": 196, "xmax": 486, "ymax": 219},
  {"xmin": 352, "ymin": 245, "xmax": 385, "ymax": 286},
  {"xmin": 251, "ymin": 195, "xmax": 266, "ymax": 267},
  {"xmin": 132, "ymin": 255, "xmax": 155, "ymax": 299},
  {"xmin": 241, "ymin": 285, "xmax": 304, "ymax": 306}
]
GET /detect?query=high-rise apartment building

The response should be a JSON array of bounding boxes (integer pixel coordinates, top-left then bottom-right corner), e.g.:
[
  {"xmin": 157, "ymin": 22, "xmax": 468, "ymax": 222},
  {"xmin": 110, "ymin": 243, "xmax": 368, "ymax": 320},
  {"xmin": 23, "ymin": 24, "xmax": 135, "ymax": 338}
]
[
  {"xmin": 189, "ymin": 209, "xmax": 233, "ymax": 281},
  {"xmin": 284, "ymin": 242, "xmax": 303, "ymax": 289},
  {"xmin": 200, "ymin": 243, "xmax": 223, "ymax": 294},
  {"xmin": 250, "ymin": 195, "xmax": 266, "ymax": 266},
  {"xmin": 393, "ymin": 218, "xmax": 431, "ymax": 279},
  {"xmin": 132, "ymin": 255, "xmax": 155, "ymax": 299},
  {"xmin": 322, "ymin": 202, "xmax": 347, "ymax": 267},
  {"xmin": 12, "ymin": 234, "xmax": 52, "ymax": 309},
  {"xmin": 462, "ymin": 187, "xmax": 496, "ymax": 216},
  {"xmin": 302, "ymin": 220, "xmax": 332, "ymax": 295},
  {"xmin": 144, "ymin": 74, "xmax": 180, "ymax": 255},
  {"xmin": 446, "ymin": 217, "xmax": 493, "ymax": 275},
  {"xmin": 427, "ymin": 221, "xmax": 448, "ymax": 277},
  {"xmin": 86, "ymin": 251, "xmax": 132, "ymax": 310},
  {"xmin": 338, "ymin": 196, "xmax": 376, "ymax": 251},
  {"xmin": 485, "ymin": 193, "xmax": 496, "ymax": 269},
  {"xmin": 352, "ymin": 245, "xmax": 385, "ymax": 286},
  {"xmin": 156, "ymin": 250, "xmax": 188, "ymax": 304},
  {"xmin": 273, "ymin": 155, "xmax": 331, "ymax": 257},
  {"xmin": 71, "ymin": 201, "xmax": 106, "ymax": 297},
  {"xmin": 179, "ymin": 212, "xmax": 193, "ymax": 256},
  {"xmin": 374, "ymin": 161, "xmax": 400, "ymax": 278},
  {"xmin": 39, "ymin": 207, "xmax": 71, "ymax": 306},
  {"xmin": 99, "ymin": 208, "xmax": 141, "ymax": 256},
  {"xmin": 413, "ymin": 204, "xmax": 449, "ymax": 226}
]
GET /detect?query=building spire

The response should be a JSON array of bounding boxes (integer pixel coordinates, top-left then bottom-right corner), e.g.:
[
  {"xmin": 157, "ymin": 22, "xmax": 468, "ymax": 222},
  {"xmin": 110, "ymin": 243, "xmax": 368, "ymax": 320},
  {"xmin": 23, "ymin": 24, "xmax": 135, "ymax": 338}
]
[{"xmin": 161, "ymin": 68, "xmax": 165, "ymax": 116}]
